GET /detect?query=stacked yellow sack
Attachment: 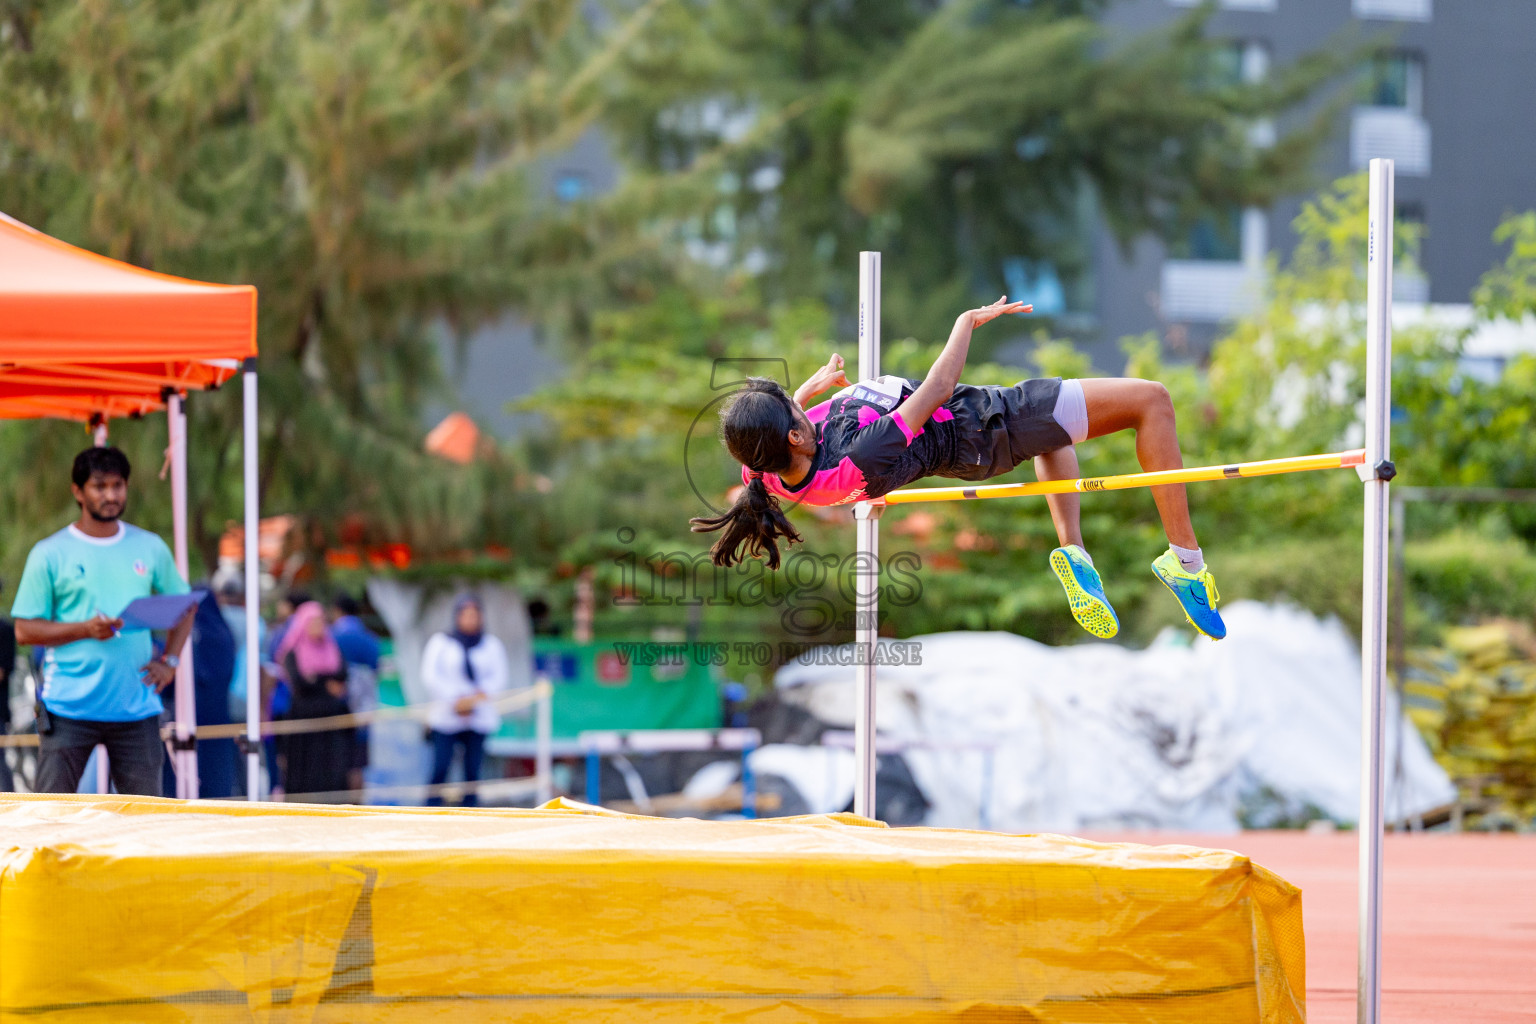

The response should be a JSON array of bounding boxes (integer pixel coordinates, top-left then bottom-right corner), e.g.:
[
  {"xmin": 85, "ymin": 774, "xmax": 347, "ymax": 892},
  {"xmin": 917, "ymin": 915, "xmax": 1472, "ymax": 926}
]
[{"xmin": 1403, "ymin": 620, "xmax": 1536, "ymax": 825}]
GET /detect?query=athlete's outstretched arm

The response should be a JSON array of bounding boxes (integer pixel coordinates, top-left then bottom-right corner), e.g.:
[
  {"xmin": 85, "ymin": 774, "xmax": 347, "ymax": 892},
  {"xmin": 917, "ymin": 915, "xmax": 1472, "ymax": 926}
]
[
  {"xmin": 793, "ymin": 353, "xmax": 850, "ymax": 408},
  {"xmin": 894, "ymin": 297, "xmax": 1028, "ymax": 428}
]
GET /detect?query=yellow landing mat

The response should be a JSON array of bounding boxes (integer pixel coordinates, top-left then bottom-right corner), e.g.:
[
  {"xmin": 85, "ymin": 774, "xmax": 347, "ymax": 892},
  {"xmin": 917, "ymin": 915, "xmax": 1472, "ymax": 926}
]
[{"xmin": 0, "ymin": 794, "xmax": 1303, "ymax": 1023}]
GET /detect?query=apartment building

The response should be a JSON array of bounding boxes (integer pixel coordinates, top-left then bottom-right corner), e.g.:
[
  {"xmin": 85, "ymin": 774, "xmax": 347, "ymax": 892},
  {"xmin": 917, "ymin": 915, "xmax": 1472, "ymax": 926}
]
[{"xmin": 1077, "ymin": 0, "xmax": 1536, "ymax": 367}]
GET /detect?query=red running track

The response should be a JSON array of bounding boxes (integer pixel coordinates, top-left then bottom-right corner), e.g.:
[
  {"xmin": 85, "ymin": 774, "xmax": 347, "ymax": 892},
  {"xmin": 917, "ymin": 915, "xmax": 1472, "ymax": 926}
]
[{"xmin": 1091, "ymin": 831, "xmax": 1536, "ymax": 1023}]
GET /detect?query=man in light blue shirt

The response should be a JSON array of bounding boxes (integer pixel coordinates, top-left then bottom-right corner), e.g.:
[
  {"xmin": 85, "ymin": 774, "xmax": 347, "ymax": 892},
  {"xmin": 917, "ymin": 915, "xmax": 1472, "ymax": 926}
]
[{"xmin": 12, "ymin": 446, "xmax": 193, "ymax": 795}]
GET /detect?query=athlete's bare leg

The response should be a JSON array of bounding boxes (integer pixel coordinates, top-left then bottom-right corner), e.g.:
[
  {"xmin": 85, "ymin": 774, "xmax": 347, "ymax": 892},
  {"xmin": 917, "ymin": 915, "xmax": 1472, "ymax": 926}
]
[
  {"xmin": 1034, "ymin": 446, "xmax": 1084, "ymax": 549},
  {"xmin": 1078, "ymin": 378, "xmax": 1199, "ymax": 549}
]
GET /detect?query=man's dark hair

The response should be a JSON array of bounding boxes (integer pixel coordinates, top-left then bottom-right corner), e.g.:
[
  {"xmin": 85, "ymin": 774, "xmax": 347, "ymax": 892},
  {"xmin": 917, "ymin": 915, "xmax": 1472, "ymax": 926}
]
[
  {"xmin": 332, "ymin": 592, "xmax": 361, "ymax": 617},
  {"xmin": 72, "ymin": 446, "xmax": 132, "ymax": 488}
]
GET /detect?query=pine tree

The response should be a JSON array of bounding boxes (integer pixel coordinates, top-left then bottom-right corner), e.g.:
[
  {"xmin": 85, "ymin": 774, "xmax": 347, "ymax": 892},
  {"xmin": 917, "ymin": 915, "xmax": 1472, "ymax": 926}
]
[
  {"xmin": 604, "ymin": 0, "xmax": 1348, "ymax": 342},
  {"xmin": 0, "ymin": 0, "xmax": 669, "ymax": 576}
]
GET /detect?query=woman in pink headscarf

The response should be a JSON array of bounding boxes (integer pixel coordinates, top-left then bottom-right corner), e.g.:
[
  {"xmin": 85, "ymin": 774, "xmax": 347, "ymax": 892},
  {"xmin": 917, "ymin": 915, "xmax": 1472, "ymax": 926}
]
[{"xmin": 274, "ymin": 601, "xmax": 352, "ymax": 800}]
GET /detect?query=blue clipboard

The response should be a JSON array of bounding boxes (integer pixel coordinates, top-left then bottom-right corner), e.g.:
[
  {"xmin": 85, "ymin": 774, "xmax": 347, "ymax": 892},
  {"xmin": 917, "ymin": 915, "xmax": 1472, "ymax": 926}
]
[{"xmin": 118, "ymin": 590, "xmax": 207, "ymax": 632}]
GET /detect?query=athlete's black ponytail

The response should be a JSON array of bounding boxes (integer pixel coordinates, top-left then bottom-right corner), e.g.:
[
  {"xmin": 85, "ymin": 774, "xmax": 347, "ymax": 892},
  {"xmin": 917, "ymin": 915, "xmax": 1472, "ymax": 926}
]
[{"xmin": 690, "ymin": 378, "xmax": 804, "ymax": 569}]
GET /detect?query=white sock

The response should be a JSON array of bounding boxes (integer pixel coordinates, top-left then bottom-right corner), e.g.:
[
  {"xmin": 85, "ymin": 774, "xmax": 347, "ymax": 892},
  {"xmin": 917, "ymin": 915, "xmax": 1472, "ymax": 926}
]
[{"xmin": 1171, "ymin": 543, "xmax": 1204, "ymax": 573}]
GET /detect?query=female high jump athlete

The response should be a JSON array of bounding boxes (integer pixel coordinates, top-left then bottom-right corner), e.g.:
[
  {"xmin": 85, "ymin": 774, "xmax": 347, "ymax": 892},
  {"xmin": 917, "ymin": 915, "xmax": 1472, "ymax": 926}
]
[{"xmin": 689, "ymin": 296, "xmax": 1225, "ymax": 640}]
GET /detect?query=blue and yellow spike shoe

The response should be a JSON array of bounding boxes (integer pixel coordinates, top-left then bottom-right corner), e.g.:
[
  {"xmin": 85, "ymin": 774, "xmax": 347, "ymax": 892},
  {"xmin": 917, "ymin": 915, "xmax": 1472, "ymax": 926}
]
[
  {"xmin": 1152, "ymin": 548, "xmax": 1227, "ymax": 640},
  {"xmin": 1049, "ymin": 545, "xmax": 1120, "ymax": 639}
]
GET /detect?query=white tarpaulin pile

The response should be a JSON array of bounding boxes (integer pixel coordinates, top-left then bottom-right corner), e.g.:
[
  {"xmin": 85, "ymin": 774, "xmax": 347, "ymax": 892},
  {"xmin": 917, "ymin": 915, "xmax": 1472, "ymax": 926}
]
[{"xmin": 774, "ymin": 601, "xmax": 1455, "ymax": 832}]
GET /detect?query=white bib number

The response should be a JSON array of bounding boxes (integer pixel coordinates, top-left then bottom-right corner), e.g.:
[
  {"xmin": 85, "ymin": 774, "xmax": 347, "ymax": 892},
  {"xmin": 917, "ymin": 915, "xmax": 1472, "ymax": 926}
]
[{"xmin": 832, "ymin": 374, "xmax": 910, "ymax": 412}]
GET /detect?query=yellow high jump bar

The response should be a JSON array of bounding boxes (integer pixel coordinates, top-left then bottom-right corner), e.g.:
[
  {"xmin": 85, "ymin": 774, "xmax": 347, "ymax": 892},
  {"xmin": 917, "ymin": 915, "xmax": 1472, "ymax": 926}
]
[{"xmin": 880, "ymin": 448, "xmax": 1366, "ymax": 505}]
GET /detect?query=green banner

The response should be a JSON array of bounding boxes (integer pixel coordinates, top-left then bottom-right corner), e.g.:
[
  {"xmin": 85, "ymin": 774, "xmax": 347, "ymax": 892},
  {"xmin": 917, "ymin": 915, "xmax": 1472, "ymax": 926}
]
[
  {"xmin": 376, "ymin": 637, "xmax": 721, "ymax": 740},
  {"xmin": 500, "ymin": 638, "xmax": 721, "ymax": 739}
]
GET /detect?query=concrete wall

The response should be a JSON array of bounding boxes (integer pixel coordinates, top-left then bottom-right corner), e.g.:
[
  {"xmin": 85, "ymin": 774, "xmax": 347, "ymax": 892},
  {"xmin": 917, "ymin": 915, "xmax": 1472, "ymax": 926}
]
[{"xmin": 1091, "ymin": 0, "xmax": 1536, "ymax": 366}]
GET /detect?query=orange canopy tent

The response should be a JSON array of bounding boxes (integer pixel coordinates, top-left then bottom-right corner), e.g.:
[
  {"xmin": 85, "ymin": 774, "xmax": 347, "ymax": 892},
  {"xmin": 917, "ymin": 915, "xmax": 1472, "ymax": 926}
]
[
  {"xmin": 0, "ymin": 211, "xmax": 262, "ymax": 799},
  {"xmin": 0, "ymin": 211, "xmax": 256, "ymax": 420}
]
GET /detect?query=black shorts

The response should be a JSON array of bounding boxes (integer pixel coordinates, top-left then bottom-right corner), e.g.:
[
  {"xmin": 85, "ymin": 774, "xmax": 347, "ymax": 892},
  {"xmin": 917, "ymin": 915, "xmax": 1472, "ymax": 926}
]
[{"xmin": 943, "ymin": 378, "xmax": 1074, "ymax": 482}]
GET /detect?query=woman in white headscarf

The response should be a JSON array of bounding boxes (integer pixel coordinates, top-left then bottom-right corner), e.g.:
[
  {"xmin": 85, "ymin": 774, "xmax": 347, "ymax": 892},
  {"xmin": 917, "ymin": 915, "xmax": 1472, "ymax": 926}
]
[{"xmin": 421, "ymin": 594, "xmax": 509, "ymax": 806}]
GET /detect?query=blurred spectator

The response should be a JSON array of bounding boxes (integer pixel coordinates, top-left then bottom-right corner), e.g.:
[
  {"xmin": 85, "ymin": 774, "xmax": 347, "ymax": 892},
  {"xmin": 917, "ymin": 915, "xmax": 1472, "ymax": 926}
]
[
  {"xmin": 11, "ymin": 447, "xmax": 192, "ymax": 796},
  {"xmin": 159, "ymin": 591, "xmax": 239, "ymax": 798},
  {"xmin": 329, "ymin": 592, "xmax": 381, "ymax": 670},
  {"xmin": 328, "ymin": 591, "xmax": 380, "ymax": 791},
  {"xmin": 274, "ymin": 601, "xmax": 352, "ymax": 800},
  {"xmin": 264, "ymin": 590, "xmax": 309, "ymax": 664},
  {"xmin": 422, "ymin": 594, "xmax": 509, "ymax": 807},
  {"xmin": 0, "ymin": 578, "xmax": 14, "ymax": 792},
  {"xmin": 214, "ymin": 571, "xmax": 265, "ymax": 725}
]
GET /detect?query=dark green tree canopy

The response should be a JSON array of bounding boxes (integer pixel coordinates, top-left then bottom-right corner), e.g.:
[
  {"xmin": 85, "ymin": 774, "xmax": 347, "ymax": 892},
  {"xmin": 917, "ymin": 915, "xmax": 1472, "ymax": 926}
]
[
  {"xmin": 0, "ymin": 0, "xmax": 669, "ymax": 573},
  {"xmin": 605, "ymin": 0, "xmax": 1346, "ymax": 339}
]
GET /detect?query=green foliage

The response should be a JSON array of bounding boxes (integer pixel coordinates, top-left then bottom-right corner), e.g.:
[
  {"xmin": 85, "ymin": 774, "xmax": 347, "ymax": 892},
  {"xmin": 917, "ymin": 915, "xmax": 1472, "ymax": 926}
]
[
  {"xmin": 1475, "ymin": 212, "xmax": 1536, "ymax": 321},
  {"xmin": 1237, "ymin": 784, "xmax": 1334, "ymax": 830},
  {"xmin": 0, "ymin": 0, "xmax": 672, "ymax": 581},
  {"xmin": 518, "ymin": 282, "xmax": 837, "ymax": 444},
  {"xmin": 1407, "ymin": 531, "xmax": 1536, "ymax": 633},
  {"xmin": 605, "ymin": 0, "xmax": 1350, "ymax": 341}
]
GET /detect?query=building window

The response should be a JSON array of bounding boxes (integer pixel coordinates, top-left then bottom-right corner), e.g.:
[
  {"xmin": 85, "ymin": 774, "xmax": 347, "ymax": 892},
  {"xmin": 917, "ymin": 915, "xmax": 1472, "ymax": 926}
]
[
  {"xmin": 1204, "ymin": 39, "xmax": 1270, "ymax": 89},
  {"xmin": 1353, "ymin": 0, "xmax": 1432, "ymax": 22},
  {"xmin": 1003, "ymin": 258, "xmax": 1067, "ymax": 317},
  {"xmin": 1161, "ymin": 209, "xmax": 1266, "ymax": 322},
  {"xmin": 1360, "ymin": 51, "xmax": 1424, "ymax": 113},
  {"xmin": 1351, "ymin": 52, "xmax": 1430, "ymax": 175},
  {"xmin": 1170, "ymin": 209, "xmax": 1244, "ymax": 263},
  {"xmin": 1200, "ymin": 41, "xmax": 1275, "ymax": 146},
  {"xmin": 1240, "ymin": 40, "xmax": 1271, "ymax": 85},
  {"xmin": 1208, "ymin": 41, "xmax": 1247, "ymax": 89}
]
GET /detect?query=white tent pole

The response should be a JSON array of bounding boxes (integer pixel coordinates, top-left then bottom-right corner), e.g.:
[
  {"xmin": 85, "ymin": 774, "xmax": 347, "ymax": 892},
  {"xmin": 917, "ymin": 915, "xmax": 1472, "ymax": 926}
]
[
  {"xmin": 1358, "ymin": 157, "xmax": 1395, "ymax": 1024},
  {"xmin": 92, "ymin": 421, "xmax": 111, "ymax": 792},
  {"xmin": 852, "ymin": 251, "xmax": 882, "ymax": 819},
  {"xmin": 535, "ymin": 675, "xmax": 553, "ymax": 805},
  {"xmin": 168, "ymin": 393, "xmax": 199, "ymax": 799},
  {"xmin": 243, "ymin": 361, "xmax": 262, "ymax": 800}
]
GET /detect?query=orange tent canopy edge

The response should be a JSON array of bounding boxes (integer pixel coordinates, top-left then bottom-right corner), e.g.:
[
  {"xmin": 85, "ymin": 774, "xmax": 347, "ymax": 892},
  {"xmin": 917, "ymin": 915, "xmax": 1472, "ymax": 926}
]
[{"xmin": 0, "ymin": 211, "xmax": 258, "ymax": 421}]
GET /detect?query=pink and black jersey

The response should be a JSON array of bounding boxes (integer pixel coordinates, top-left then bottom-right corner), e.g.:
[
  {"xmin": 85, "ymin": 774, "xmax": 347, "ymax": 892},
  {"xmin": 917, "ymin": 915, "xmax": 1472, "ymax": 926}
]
[{"xmin": 747, "ymin": 376, "xmax": 1073, "ymax": 506}]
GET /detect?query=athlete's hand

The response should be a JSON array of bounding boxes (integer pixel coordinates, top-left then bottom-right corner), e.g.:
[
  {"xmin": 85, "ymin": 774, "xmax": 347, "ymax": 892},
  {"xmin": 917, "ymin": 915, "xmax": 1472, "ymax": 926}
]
[
  {"xmin": 965, "ymin": 296, "xmax": 1030, "ymax": 328},
  {"xmin": 814, "ymin": 353, "xmax": 850, "ymax": 389},
  {"xmin": 795, "ymin": 353, "xmax": 851, "ymax": 406}
]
